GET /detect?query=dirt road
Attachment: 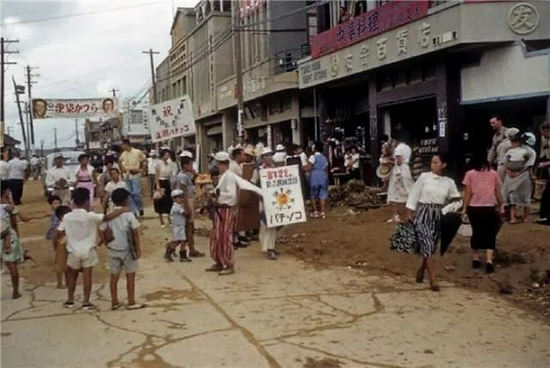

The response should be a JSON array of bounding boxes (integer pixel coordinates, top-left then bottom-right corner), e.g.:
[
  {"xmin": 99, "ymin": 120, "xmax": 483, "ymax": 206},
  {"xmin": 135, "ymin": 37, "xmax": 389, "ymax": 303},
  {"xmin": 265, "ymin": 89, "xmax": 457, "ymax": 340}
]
[{"xmin": 2, "ymin": 181, "xmax": 550, "ymax": 367}]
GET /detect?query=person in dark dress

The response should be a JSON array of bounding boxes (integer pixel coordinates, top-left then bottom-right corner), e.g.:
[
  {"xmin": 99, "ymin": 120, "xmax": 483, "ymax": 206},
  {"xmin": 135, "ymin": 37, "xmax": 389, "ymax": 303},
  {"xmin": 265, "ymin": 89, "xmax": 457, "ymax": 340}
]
[{"xmin": 154, "ymin": 150, "xmax": 175, "ymax": 228}]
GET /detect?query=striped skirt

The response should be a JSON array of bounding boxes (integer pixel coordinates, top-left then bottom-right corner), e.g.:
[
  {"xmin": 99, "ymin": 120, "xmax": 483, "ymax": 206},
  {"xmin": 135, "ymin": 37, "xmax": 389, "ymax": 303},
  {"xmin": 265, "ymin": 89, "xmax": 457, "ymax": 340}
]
[
  {"xmin": 414, "ymin": 203, "xmax": 443, "ymax": 258},
  {"xmin": 210, "ymin": 207, "xmax": 236, "ymax": 267}
]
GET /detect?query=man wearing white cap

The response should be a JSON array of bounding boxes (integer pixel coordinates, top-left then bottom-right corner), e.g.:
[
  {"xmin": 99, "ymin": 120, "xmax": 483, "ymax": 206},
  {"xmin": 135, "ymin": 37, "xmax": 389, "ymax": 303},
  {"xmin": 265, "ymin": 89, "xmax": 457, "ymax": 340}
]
[
  {"xmin": 272, "ymin": 144, "xmax": 286, "ymax": 166},
  {"xmin": 147, "ymin": 150, "xmax": 159, "ymax": 198},
  {"xmin": 251, "ymin": 147, "xmax": 280, "ymax": 260},
  {"xmin": 207, "ymin": 151, "xmax": 263, "ymax": 275},
  {"xmin": 45, "ymin": 153, "xmax": 76, "ymax": 205}
]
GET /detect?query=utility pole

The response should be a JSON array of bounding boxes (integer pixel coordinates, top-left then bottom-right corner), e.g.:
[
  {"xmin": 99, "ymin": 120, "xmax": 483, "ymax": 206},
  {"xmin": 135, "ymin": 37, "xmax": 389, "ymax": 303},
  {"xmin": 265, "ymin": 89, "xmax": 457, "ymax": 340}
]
[
  {"xmin": 25, "ymin": 65, "xmax": 38, "ymax": 153},
  {"xmin": 12, "ymin": 76, "xmax": 28, "ymax": 157},
  {"xmin": 1, "ymin": 38, "xmax": 19, "ymax": 123},
  {"xmin": 53, "ymin": 127, "xmax": 58, "ymax": 151},
  {"xmin": 142, "ymin": 49, "xmax": 159, "ymax": 104},
  {"xmin": 232, "ymin": 5, "xmax": 244, "ymax": 144},
  {"xmin": 24, "ymin": 101, "xmax": 31, "ymax": 155},
  {"xmin": 75, "ymin": 119, "xmax": 80, "ymax": 147},
  {"xmin": 110, "ymin": 88, "xmax": 119, "ymax": 97}
]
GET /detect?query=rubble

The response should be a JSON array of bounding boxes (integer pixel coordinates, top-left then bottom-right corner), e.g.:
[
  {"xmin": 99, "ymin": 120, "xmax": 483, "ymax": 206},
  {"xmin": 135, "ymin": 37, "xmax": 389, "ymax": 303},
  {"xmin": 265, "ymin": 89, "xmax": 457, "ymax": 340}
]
[{"xmin": 329, "ymin": 180, "xmax": 385, "ymax": 209}]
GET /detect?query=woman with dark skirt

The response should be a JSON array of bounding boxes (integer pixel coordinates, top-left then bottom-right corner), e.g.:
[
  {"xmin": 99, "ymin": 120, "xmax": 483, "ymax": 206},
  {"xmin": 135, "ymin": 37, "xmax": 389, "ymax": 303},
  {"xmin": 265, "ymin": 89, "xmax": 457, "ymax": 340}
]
[
  {"xmin": 154, "ymin": 150, "xmax": 174, "ymax": 228},
  {"xmin": 406, "ymin": 154, "xmax": 462, "ymax": 291},
  {"xmin": 462, "ymin": 150, "xmax": 504, "ymax": 274}
]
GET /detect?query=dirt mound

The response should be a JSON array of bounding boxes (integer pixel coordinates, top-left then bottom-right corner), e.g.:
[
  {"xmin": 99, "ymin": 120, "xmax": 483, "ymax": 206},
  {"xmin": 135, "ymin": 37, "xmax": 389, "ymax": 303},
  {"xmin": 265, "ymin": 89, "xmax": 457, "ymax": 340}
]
[{"xmin": 329, "ymin": 180, "xmax": 385, "ymax": 209}]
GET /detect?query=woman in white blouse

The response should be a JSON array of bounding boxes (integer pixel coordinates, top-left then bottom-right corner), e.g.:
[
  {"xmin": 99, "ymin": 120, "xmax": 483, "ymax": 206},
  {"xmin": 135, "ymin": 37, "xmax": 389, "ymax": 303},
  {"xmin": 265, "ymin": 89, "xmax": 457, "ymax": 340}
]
[
  {"xmin": 406, "ymin": 154, "xmax": 462, "ymax": 292},
  {"xmin": 387, "ymin": 136, "xmax": 414, "ymax": 222},
  {"xmin": 154, "ymin": 149, "xmax": 175, "ymax": 227}
]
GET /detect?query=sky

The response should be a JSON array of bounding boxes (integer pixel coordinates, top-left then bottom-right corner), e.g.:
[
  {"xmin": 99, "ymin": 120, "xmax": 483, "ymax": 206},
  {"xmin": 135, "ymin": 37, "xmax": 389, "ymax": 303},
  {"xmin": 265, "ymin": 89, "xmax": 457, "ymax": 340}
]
[{"xmin": 1, "ymin": 0, "xmax": 196, "ymax": 150}]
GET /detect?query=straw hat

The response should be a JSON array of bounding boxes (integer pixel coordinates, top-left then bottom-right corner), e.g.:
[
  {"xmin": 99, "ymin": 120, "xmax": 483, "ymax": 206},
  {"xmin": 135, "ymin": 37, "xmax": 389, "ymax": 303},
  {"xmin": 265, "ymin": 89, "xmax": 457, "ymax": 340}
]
[
  {"xmin": 376, "ymin": 164, "xmax": 392, "ymax": 179},
  {"xmin": 244, "ymin": 145, "xmax": 255, "ymax": 156}
]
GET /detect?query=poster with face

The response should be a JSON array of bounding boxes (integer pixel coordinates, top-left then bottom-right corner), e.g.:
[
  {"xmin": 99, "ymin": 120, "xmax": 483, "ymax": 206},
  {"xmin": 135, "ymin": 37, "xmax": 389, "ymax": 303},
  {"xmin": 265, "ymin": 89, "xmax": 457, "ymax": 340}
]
[{"xmin": 32, "ymin": 98, "xmax": 119, "ymax": 119}]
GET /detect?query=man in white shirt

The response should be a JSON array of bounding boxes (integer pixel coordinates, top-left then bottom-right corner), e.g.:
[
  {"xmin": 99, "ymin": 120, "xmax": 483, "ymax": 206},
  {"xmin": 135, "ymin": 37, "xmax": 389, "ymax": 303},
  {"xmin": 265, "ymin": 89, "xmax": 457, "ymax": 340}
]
[
  {"xmin": 273, "ymin": 144, "xmax": 286, "ymax": 166},
  {"xmin": 57, "ymin": 187, "xmax": 127, "ymax": 310},
  {"xmin": 45, "ymin": 153, "xmax": 76, "ymax": 205},
  {"xmin": 229, "ymin": 148, "xmax": 245, "ymax": 176},
  {"xmin": 387, "ymin": 136, "xmax": 414, "ymax": 223},
  {"xmin": 30, "ymin": 155, "xmax": 41, "ymax": 180},
  {"xmin": 8, "ymin": 151, "xmax": 29, "ymax": 205},
  {"xmin": 147, "ymin": 150, "xmax": 159, "ymax": 198},
  {"xmin": 207, "ymin": 151, "xmax": 263, "ymax": 275},
  {"xmin": 0, "ymin": 150, "xmax": 9, "ymax": 181}
]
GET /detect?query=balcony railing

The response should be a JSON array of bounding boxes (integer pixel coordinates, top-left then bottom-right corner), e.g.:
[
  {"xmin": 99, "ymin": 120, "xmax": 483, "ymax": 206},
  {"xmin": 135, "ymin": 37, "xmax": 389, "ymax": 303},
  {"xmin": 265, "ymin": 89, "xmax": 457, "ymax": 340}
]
[{"xmin": 274, "ymin": 47, "xmax": 311, "ymax": 74}]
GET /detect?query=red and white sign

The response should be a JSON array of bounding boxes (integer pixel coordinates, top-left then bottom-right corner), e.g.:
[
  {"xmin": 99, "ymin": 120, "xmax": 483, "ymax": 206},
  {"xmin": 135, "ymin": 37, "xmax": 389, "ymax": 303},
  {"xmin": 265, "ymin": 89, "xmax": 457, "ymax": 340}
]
[
  {"xmin": 310, "ymin": 0, "xmax": 429, "ymax": 59},
  {"xmin": 32, "ymin": 98, "xmax": 119, "ymax": 119},
  {"xmin": 149, "ymin": 96, "xmax": 195, "ymax": 142}
]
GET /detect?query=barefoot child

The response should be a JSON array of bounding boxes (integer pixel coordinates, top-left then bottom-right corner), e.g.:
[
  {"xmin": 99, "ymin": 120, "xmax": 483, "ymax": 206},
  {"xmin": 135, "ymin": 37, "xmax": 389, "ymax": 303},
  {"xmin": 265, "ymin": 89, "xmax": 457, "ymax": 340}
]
[
  {"xmin": 45, "ymin": 195, "xmax": 62, "ymax": 241},
  {"xmin": 164, "ymin": 189, "xmax": 191, "ymax": 262},
  {"xmin": 99, "ymin": 188, "xmax": 143, "ymax": 310},
  {"xmin": 1, "ymin": 184, "xmax": 25, "ymax": 299},
  {"xmin": 57, "ymin": 187, "xmax": 127, "ymax": 310},
  {"xmin": 53, "ymin": 206, "xmax": 71, "ymax": 289}
]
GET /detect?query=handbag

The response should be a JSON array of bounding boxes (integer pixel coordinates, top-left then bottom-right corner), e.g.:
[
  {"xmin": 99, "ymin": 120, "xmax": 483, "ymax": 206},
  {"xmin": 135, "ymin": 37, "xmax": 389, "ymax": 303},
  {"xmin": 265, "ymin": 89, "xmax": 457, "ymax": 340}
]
[
  {"xmin": 153, "ymin": 188, "xmax": 164, "ymax": 201},
  {"xmin": 457, "ymin": 214, "xmax": 472, "ymax": 238},
  {"xmin": 390, "ymin": 221, "xmax": 418, "ymax": 254}
]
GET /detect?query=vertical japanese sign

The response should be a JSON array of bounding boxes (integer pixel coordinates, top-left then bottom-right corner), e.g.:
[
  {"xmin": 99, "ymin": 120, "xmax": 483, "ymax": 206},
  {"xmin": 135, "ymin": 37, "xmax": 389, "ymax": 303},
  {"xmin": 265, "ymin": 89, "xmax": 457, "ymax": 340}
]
[
  {"xmin": 31, "ymin": 98, "xmax": 119, "ymax": 119},
  {"xmin": 310, "ymin": 0, "xmax": 429, "ymax": 58},
  {"xmin": 260, "ymin": 165, "xmax": 307, "ymax": 228},
  {"xmin": 149, "ymin": 96, "xmax": 196, "ymax": 143}
]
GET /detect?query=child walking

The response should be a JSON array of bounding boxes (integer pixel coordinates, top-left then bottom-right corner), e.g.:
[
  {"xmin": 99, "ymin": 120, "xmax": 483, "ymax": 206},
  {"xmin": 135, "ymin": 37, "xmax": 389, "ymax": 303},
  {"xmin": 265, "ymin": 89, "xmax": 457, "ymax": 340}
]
[
  {"xmin": 53, "ymin": 206, "xmax": 71, "ymax": 289},
  {"xmin": 100, "ymin": 188, "xmax": 143, "ymax": 310},
  {"xmin": 45, "ymin": 195, "xmax": 62, "ymax": 241},
  {"xmin": 164, "ymin": 189, "xmax": 191, "ymax": 262},
  {"xmin": 57, "ymin": 187, "xmax": 127, "ymax": 310}
]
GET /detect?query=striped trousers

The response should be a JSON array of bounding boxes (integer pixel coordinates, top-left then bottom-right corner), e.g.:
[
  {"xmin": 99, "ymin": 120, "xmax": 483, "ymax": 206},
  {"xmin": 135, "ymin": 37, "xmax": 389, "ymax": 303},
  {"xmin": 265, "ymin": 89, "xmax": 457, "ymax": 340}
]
[
  {"xmin": 414, "ymin": 203, "xmax": 443, "ymax": 258},
  {"xmin": 210, "ymin": 207, "xmax": 236, "ymax": 267}
]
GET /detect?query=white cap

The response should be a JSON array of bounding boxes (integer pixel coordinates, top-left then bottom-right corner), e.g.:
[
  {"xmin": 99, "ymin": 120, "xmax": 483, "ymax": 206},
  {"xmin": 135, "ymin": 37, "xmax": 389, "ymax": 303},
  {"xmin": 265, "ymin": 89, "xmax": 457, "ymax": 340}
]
[
  {"xmin": 505, "ymin": 127, "xmax": 520, "ymax": 139},
  {"xmin": 275, "ymin": 144, "xmax": 285, "ymax": 151},
  {"xmin": 54, "ymin": 153, "xmax": 64, "ymax": 159},
  {"xmin": 179, "ymin": 150, "xmax": 193, "ymax": 158},
  {"xmin": 150, "ymin": 150, "xmax": 158, "ymax": 156},
  {"xmin": 171, "ymin": 189, "xmax": 184, "ymax": 198},
  {"xmin": 214, "ymin": 151, "xmax": 230, "ymax": 162},
  {"xmin": 524, "ymin": 132, "xmax": 536, "ymax": 147},
  {"xmin": 260, "ymin": 147, "xmax": 273, "ymax": 156}
]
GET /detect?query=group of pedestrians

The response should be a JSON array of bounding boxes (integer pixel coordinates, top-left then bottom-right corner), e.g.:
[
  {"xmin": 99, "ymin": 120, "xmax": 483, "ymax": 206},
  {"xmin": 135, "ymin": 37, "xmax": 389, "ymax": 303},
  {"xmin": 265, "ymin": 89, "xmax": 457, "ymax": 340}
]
[
  {"xmin": 385, "ymin": 117, "xmax": 550, "ymax": 291},
  {"xmin": 0, "ymin": 150, "xmax": 29, "ymax": 205}
]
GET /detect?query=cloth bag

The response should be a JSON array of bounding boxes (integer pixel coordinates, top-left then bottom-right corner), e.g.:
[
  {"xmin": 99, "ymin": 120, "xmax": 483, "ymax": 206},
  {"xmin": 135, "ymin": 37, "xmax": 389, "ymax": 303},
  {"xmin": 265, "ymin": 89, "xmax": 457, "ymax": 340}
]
[{"xmin": 390, "ymin": 221, "xmax": 418, "ymax": 254}]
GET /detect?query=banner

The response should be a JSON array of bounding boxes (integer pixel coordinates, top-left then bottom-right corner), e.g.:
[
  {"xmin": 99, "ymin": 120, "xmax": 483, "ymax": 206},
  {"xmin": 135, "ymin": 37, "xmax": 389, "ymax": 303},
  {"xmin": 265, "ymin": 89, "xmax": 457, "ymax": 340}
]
[
  {"xmin": 32, "ymin": 98, "xmax": 119, "ymax": 119},
  {"xmin": 149, "ymin": 96, "xmax": 195, "ymax": 142},
  {"xmin": 259, "ymin": 165, "xmax": 307, "ymax": 228}
]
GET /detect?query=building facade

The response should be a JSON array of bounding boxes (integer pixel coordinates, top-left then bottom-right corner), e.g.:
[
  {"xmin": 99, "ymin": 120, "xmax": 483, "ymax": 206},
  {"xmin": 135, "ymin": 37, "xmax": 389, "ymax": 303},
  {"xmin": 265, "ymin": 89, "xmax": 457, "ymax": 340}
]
[{"xmin": 297, "ymin": 0, "xmax": 549, "ymax": 181}]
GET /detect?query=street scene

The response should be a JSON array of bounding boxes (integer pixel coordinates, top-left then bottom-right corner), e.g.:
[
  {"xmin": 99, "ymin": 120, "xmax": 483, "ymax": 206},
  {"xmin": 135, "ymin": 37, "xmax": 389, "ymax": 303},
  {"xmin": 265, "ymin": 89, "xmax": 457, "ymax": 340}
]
[{"xmin": 1, "ymin": 0, "xmax": 550, "ymax": 367}]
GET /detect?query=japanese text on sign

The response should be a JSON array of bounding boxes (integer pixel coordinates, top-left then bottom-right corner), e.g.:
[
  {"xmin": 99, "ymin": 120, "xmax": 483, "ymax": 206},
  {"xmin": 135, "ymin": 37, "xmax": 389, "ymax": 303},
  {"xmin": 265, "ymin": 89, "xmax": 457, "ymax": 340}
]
[
  {"xmin": 32, "ymin": 98, "xmax": 119, "ymax": 119},
  {"xmin": 310, "ymin": 0, "xmax": 429, "ymax": 59},
  {"xmin": 259, "ymin": 165, "xmax": 307, "ymax": 228},
  {"xmin": 149, "ymin": 96, "xmax": 196, "ymax": 143}
]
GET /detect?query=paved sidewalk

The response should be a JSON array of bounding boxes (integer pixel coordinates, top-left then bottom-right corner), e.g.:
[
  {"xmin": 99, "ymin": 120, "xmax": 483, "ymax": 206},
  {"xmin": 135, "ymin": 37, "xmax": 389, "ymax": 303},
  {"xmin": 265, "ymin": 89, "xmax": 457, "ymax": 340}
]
[{"xmin": 2, "ymin": 218, "xmax": 550, "ymax": 367}]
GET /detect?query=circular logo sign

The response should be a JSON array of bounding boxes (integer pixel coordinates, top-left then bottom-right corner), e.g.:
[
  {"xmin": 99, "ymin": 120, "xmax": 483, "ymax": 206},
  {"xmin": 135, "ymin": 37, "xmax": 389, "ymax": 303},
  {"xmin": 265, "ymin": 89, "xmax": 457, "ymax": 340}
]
[
  {"xmin": 329, "ymin": 54, "xmax": 339, "ymax": 78},
  {"xmin": 508, "ymin": 3, "xmax": 540, "ymax": 35}
]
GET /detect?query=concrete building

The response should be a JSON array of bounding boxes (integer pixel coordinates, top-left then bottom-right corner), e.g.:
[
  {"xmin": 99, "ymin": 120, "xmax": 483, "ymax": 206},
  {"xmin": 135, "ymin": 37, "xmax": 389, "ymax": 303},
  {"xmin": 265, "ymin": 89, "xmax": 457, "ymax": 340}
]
[
  {"xmin": 85, "ymin": 117, "xmax": 123, "ymax": 151},
  {"xmin": 297, "ymin": 0, "xmax": 550, "ymax": 182}
]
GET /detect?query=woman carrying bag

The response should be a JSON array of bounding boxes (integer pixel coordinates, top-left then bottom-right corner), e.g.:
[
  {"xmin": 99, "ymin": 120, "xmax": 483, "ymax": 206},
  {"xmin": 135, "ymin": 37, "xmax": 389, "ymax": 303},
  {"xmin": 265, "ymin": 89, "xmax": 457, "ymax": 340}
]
[
  {"xmin": 154, "ymin": 149, "xmax": 175, "ymax": 228},
  {"xmin": 462, "ymin": 149, "xmax": 504, "ymax": 274},
  {"xmin": 406, "ymin": 154, "xmax": 462, "ymax": 292}
]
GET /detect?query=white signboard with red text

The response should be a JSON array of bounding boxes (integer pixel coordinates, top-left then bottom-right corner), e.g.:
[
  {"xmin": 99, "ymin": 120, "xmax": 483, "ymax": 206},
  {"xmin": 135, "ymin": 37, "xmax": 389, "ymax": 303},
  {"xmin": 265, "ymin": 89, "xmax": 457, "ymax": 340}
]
[
  {"xmin": 149, "ymin": 96, "xmax": 196, "ymax": 142},
  {"xmin": 259, "ymin": 165, "xmax": 307, "ymax": 228},
  {"xmin": 32, "ymin": 98, "xmax": 119, "ymax": 119}
]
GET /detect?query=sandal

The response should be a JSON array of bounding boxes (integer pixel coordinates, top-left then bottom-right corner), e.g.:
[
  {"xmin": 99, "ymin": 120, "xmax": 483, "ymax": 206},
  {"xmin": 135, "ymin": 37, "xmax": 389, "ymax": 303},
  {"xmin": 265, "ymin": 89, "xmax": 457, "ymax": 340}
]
[
  {"xmin": 111, "ymin": 302, "xmax": 122, "ymax": 311},
  {"xmin": 205, "ymin": 264, "xmax": 223, "ymax": 272},
  {"xmin": 126, "ymin": 303, "xmax": 146, "ymax": 310},
  {"xmin": 63, "ymin": 301, "xmax": 75, "ymax": 309},
  {"xmin": 430, "ymin": 284, "xmax": 441, "ymax": 292},
  {"xmin": 82, "ymin": 303, "xmax": 97, "ymax": 310}
]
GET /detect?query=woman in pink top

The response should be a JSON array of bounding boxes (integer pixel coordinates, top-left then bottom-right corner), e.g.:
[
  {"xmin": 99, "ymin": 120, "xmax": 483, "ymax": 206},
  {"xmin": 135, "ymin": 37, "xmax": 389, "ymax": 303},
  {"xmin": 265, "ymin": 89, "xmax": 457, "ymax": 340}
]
[
  {"xmin": 75, "ymin": 154, "xmax": 97, "ymax": 211},
  {"xmin": 462, "ymin": 150, "xmax": 504, "ymax": 274}
]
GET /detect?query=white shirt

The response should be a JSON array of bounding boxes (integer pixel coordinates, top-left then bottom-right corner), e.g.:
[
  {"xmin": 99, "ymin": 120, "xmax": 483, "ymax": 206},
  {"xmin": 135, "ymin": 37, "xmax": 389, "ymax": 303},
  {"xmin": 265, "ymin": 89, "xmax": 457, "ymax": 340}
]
[
  {"xmin": 216, "ymin": 170, "xmax": 263, "ymax": 206},
  {"xmin": 30, "ymin": 157, "xmax": 40, "ymax": 166},
  {"xmin": 156, "ymin": 160, "xmax": 174, "ymax": 180},
  {"xmin": 299, "ymin": 152, "xmax": 308, "ymax": 167},
  {"xmin": 351, "ymin": 153, "xmax": 360, "ymax": 169},
  {"xmin": 147, "ymin": 157, "xmax": 159, "ymax": 175},
  {"xmin": 0, "ymin": 161, "xmax": 9, "ymax": 180},
  {"xmin": 229, "ymin": 160, "xmax": 243, "ymax": 176},
  {"xmin": 99, "ymin": 209, "xmax": 139, "ymax": 251},
  {"xmin": 308, "ymin": 152, "xmax": 328, "ymax": 169},
  {"xmin": 104, "ymin": 180, "xmax": 128, "ymax": 210},
  {"xmin": 8, "ymin": 158, "xmax": 28, "ymax": 180},
  {"xmin": 46, "ymin": 166, "xmax": 76, "ymax": 187},
  {"xmin": 273, "ymin": 151, "xmax": 286, "ymax": 164},
  {"xmin": 394, "ymin": 143, "xmax": 412, "ymax": 164},
  {"xmin": 58, "ymin": 209, "xmax": 104, "ymax": 256},
  {"xmin": 406, "ymin": 172, "xmax": 461, "ymax": 211}
]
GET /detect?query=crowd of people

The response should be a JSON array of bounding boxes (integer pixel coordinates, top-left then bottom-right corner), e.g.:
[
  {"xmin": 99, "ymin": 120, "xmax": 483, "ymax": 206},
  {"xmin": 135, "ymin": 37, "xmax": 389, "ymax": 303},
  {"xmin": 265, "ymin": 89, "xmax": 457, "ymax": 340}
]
[{"xmin": 384, "ymin": 117, "xmax": 550, "ymax": 291}]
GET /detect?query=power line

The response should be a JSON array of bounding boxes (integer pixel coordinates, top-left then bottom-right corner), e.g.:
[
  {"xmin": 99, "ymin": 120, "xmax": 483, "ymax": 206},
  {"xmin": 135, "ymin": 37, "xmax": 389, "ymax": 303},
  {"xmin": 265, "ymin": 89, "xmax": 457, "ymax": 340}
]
[{"xmin": 0, "ymin": 2, "xmax": 166, "ymax": 27}]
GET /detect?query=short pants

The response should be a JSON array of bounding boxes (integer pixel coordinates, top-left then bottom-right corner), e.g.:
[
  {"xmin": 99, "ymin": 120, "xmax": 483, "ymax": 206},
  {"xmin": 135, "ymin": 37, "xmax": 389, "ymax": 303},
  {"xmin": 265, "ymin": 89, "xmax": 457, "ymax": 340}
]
[
  {"xmin": 108, "ymin": 248, "xmax": 138, "ymax": 274},
  {"xmin": 67, "ymin": 248, "xmax": 98, "ymax": 270},
  {"xmin": 310, "ymin": 184, "xmax": 328, "ymax": 200}
]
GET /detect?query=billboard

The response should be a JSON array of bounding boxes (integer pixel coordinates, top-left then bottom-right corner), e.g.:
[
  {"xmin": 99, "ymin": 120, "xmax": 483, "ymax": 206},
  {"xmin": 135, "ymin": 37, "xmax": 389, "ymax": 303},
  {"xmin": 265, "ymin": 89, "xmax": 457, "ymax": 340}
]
[
  {"xmin": 32, "ymin": 98, "xmax": 119, "ymax": 119},
  {"xmin": 259, "ymin": 165, "xmax": 307, "ymax": 228},
  {"xmin": 149, "ymin": 96, "xmax": 195, "ymax": 142}
]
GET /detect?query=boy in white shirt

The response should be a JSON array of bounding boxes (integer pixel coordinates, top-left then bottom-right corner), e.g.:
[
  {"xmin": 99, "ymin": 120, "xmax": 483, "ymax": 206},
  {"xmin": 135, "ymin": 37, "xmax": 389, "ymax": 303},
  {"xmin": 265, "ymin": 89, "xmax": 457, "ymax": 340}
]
[
  {"xmin": 100, "ymin": 188, "xmax": 143, "ymax": 310},
  {"xmin": 164, "ymin": 189, "xmax": 191, "ymax": 262},
  {"xmin": 102, "ymin": 168, "xmax": 128, "ymax": 213},
  {"xmin": 57, "ymin": 187, "xmax": 127, "ymax": 310}
]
